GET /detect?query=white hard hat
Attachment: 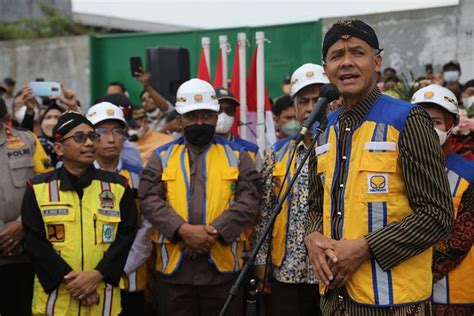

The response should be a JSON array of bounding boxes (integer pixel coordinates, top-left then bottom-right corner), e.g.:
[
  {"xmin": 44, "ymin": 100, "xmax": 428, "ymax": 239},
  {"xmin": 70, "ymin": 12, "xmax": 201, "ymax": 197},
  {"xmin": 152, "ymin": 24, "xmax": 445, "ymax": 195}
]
[
  {"xmin": 411, "ymin": 84, "xmax": 459, "ymax": 119},
  {"xmin": 175, "ymin": 78, "xmax": 219, "ymax": 115},
  {"xmin": 86, "ymin": 102, "xmax": 127, "ymax": 126},
  {"xmin": 290, "ymin": 63, "xmax": 330, "ymax": 97}
]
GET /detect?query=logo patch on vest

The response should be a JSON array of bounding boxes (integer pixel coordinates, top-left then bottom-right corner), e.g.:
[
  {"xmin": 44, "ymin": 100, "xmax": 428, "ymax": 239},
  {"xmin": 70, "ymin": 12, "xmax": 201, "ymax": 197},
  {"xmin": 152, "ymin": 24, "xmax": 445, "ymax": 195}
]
[
  {"xmin": 99, "ymin": 191, "xmax": 115, "ymax": 209},
  {"xmin": 368, "ymin": 174, "xmax": 388, "ymax": 194},
  {"xmin": 98, "ymin": 209, "xmax": 120, "ymax": 217},
  {"xmin": 47, "ymin": 224, "xmax": 65, "ymax": 242},
  {"xmin": 102, "ymin": 224, "xmax": 115, "ymax": 243}
]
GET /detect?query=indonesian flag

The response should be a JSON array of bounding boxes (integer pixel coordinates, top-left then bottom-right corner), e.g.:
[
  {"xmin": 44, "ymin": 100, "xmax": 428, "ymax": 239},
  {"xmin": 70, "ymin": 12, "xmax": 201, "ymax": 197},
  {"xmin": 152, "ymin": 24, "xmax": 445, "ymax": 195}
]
[
  {"xmin": 246, "ymin": 46, "xmax": 276, "ymax": 148},
  {"xmin": 229, "ymin": 44, "xmax": 240, "ymax": 136},
  {"xmin": 196, "ymin": 48, "xmax": 210, "ymax": 82},
  {"xmin": 213, "ymin": 48, "xmax": 224, "ymax": 87}
]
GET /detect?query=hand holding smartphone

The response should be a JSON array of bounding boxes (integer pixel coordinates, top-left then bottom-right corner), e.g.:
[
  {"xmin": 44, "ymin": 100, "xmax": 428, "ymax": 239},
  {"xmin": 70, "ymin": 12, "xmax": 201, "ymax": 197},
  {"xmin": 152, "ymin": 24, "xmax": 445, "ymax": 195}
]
[{"xmin": 29, "ymin": 81, "xmax": 61, "ymax": 97}]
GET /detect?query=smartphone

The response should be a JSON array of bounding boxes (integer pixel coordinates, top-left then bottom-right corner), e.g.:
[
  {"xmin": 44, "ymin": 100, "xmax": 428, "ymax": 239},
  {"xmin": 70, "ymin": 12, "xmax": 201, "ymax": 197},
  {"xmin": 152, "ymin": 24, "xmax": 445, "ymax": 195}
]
[
  {"xmin": 130, "ymin": 56, "xmax": 143, "ymax": 77},
  {"xmin": 425, "ymin": 64, "xmax": 433, "ymax": 74},
  {"xmin": 30, "ymin": 81, "xmax": 61, "ymax": 97}
]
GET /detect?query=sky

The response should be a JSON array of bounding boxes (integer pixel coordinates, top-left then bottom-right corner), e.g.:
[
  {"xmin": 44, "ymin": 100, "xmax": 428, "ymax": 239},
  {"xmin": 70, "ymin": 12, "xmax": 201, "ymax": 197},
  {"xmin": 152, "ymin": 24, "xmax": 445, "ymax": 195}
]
[{"xmin": 71, "ymin": 0, "xmax": 459, "ymax": 29}]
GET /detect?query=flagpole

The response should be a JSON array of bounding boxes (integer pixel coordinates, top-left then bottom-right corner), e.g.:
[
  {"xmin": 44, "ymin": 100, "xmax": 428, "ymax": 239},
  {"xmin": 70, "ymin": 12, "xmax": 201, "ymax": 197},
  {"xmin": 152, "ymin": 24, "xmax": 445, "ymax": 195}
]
[
  {"xmin": 256, "ymin": 31, "xmax": 265, "ymax": 154},
  {"xmin": 219, "ymin": 35, "xmax": 228, "ymax": 88},
  {"xmin": 238, "ymin": 32, "xmax": 247, "ymax": 140},
  {"xmin": 202, "ymin": 37, "xmax": 211, "ymax": 78}
]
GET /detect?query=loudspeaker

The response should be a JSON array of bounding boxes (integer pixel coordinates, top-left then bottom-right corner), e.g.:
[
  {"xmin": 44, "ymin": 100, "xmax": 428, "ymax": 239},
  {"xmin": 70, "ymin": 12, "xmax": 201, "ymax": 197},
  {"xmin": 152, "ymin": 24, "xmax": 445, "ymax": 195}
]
[{"xmin": 146, "ymin": 47, "xmax": 190, "ymax": 104}]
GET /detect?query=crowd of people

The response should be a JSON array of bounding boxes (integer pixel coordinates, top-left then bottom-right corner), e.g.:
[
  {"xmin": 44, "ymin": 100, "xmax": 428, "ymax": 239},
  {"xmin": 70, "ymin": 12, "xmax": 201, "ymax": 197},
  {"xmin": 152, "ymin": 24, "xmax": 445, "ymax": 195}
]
[{"xmin": 0, "ymin": 18, "xmax": 472, "ymax": 316}]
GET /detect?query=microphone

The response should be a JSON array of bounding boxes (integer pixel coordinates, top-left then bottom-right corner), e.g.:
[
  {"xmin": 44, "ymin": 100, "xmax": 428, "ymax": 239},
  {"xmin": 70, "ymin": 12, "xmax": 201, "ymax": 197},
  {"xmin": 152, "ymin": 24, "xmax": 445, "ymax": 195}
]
[{"xmin": 294, "ymin": 84, "xmax": 339, "ymax": 144}]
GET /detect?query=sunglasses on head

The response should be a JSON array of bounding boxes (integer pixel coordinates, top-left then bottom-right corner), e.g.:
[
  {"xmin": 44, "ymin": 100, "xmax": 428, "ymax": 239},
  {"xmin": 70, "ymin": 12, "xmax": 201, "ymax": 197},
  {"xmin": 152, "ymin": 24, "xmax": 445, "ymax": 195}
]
[{"xmin": 58, "ymin": 131, "xmax": 100, "ymax": 143}]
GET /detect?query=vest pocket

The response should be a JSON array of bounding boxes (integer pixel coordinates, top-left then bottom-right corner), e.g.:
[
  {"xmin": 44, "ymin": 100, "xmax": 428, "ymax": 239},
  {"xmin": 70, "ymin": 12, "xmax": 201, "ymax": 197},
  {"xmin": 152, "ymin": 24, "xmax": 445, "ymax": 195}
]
[
  {"xmin": 95, "ymin": 212, "xmax": 121, "ymax": 244},
  {"xmin": 40, "ymin": 204, "xmax": 74, "ymax": 243},
  {"xmin": 358, "ymin": 151, "xmax": 398, "ymax": 201}
]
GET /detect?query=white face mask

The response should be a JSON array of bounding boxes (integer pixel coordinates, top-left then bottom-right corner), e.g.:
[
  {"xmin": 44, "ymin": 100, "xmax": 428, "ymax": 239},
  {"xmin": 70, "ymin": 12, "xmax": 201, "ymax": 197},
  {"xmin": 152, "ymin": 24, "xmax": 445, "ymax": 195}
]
[
  {"xmin": 215, "ymin": 112, "xmax": 235, "ymax": 134},
  {"xmin": 435, "ymin": 127, "xmax": 452, "ymax": 146},
  {"xmin": 443, "ymin": 70, "xmax": 460, "ymax": 83},
  {"xmin": 462, "ymin": 96, "xmax": 474, "ymax": 110}
]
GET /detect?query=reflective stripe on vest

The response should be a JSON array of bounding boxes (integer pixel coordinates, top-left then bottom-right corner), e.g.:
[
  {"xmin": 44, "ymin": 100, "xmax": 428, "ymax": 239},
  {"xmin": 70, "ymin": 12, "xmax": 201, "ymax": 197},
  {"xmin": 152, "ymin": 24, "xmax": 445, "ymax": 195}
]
[
  {"xmin": 32, "ymin": 177, "xmax": 124, "ymax": 315},
  {"xmin": 318, "ymin": 96, "xmax": 432, "ymax": 306},
  {"xmin": 432, "ymin": 153, "xmax": 474, "ymax": 305},
  {"xmin": 270, "ymin": 137, "xmax": 296, "ymax": 267},
  {"xmin": 155, "ymin": 139, "xmax": 245, "ymax": 275}
]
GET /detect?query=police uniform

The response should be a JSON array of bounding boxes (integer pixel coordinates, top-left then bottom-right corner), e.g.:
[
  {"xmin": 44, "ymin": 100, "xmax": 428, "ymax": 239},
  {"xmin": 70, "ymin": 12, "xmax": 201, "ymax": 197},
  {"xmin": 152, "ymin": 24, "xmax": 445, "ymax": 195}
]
[
  {"xmin": 0, "ymin": 124, "xmax": 51, "ymax": 316},
  {"xmin": 21, "ymin": 166, "xmax": 137, "ymax": 315}
]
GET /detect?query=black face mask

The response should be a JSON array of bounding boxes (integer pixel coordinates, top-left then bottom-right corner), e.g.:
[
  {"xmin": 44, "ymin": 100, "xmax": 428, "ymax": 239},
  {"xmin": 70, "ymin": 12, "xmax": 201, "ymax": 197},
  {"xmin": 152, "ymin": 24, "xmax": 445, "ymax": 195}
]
[{"xmin": 184, "ymin": 124, "xmax": 215, "ymax": 146}]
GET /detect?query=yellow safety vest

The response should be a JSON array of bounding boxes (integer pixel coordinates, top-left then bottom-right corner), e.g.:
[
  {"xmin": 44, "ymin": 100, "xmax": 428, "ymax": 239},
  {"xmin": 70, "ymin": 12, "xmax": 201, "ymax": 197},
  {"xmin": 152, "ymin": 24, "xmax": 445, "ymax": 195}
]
[
  {"xmin": 269, "ymin": 136, "xmax": 296, "ymax": 267},
  {"xmin": 31, "ymin": 171, "xmax": 126, "ymax": 315},
  {"xmin": 432, "ymin": 153, "xmax": 474, "ymax": 305},
  {"xmin": 154, "ymin": 136, "xmax": 247, "ymax": 275},
  {"xmin": 316, "ymin": 95, "xmax": 432, "ymax": 306},
  {"xmin": 117, "ymin": 162, "xmax": 148, "ymax": 292}
]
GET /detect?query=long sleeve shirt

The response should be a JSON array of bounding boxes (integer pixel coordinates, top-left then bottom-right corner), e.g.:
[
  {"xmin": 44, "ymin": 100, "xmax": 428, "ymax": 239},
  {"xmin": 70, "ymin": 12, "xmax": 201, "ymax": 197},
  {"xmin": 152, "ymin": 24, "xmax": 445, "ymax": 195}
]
[
  {"xmin": 305, "ymin": 87, "xmax": 454, "ymax": 315},
  {"xmin": 22, "ymin": 166, "xmax": 137, "ymax": 293},
  {"xmin": 253, "ymin": 142, "xmax": 316, "ymax": 284},
  {"xmin": 138, "ymin": 143, "xmax": 261, "ymax": 285}
]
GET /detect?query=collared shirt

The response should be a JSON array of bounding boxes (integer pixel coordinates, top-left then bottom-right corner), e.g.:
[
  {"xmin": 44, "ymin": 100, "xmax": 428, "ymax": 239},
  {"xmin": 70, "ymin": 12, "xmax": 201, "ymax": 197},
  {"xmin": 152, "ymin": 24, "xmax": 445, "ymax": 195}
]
[
  {"xmin": 138, "ymin": 138, "xmax": 261, "ymax": 285},
  {"xmin": 254, "ymin": 140, "xmax": 316, "ymax": 284},
  {"xmin": 305, "ymin": 86, "xmax": 454, "ymax": 315},
  {"xmin": 22, "ymin": 166, "xmax": 137, "ymax": 292}
]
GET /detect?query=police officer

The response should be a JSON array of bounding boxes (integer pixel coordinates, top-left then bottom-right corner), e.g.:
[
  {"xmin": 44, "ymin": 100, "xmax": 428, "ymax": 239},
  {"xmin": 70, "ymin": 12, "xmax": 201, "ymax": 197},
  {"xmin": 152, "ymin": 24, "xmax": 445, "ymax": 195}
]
[
  {"xmin": 87, "ymin": 102, "xmax": 152, "ymax": 315},
  {"xmin": 139, "ymin": 78, "xmax": 261, "ymax": 316},
  {"xmin": 22, "ymin": 111, "xmax": 137, "ymax": 315},
  {"xmin": 0, "ymin": 97, "xmax": 51, "ymax": 316}
]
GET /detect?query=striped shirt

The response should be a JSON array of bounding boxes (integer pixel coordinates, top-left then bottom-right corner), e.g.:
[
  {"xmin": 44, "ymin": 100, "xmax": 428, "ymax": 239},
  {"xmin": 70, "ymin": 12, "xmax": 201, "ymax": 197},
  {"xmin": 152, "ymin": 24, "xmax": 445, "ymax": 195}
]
[{"xmin": 305, "ymin": 87, "xmax": 454, "ymax": 315}]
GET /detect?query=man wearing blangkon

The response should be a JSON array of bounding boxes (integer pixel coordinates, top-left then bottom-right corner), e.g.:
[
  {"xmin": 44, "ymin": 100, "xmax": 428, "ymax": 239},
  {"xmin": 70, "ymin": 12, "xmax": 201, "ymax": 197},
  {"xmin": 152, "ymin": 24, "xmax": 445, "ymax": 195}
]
[{"xmin": 304, "ymin": 20, "xmax": 454, "ymax": 315}]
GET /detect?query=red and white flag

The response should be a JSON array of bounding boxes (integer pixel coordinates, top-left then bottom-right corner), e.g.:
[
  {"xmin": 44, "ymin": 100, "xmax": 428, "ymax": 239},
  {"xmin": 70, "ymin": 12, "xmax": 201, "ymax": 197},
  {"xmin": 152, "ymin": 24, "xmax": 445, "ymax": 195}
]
[
  {"xmin": 229, "ymin": 44, "xmax": 240, "ymax": 136},
  {"xmin": 196, "ymin": 48, "xmax": 210, "ymax": 82},
  {"xmin": 246, "ymin": 46, "xmax": 276, "ymax": 148},
  {"xmin": 213, "ymin": 48, "xmax": 224, "ymax": 87}
]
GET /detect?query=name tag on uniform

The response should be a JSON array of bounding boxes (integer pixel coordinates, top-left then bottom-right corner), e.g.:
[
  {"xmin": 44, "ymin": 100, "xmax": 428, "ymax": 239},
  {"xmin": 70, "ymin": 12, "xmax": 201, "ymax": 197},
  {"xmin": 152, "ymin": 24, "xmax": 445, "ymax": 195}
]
[
  {"xmin": 368, "ymin": 174, "xmax": 389, "ymax": 194},
  {"xmin": 43, "ymin": 209, "xmax": 68, "ymax": 216},
  {"xmin": 98, "ymin": 209, "xmax": 120, "ymax": 217},
  {"xmin": 102, "ymin": 224, "xmax": 115, "ymax": 243}
]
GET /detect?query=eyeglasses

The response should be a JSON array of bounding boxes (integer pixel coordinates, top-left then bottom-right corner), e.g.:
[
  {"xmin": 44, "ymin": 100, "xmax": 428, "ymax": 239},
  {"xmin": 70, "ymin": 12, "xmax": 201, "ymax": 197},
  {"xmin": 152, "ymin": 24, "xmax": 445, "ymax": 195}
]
[
  {"xmin": 95, "ymin": 127, "xmax": 125, "ymax": 138},
  {"xmin": 58, "ymin": 131, "xmax": 100, "ymax": 143}
]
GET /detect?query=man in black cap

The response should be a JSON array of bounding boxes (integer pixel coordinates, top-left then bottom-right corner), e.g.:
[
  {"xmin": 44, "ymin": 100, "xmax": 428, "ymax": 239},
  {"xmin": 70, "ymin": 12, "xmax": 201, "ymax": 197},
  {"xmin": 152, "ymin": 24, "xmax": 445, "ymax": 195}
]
[
  {"xmin": 304, "ymin": 19, "xmax": 453, "ymax": 315},
  {"xmin": 22, "ymin": 111, "xmax": 137, "ymax": 315}
]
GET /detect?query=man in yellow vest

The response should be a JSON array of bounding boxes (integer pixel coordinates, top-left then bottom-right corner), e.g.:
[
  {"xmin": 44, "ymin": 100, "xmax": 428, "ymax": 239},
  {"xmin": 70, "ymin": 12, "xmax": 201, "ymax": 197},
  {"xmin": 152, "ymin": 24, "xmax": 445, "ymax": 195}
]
[
  {"xmin": 138, "ymin": 78, "xmax": 261, "ymax": 316},
  {"xmin": 21, "ymin": 111, "xmax": 137, "ymax": 315},
  {"xmin": 304, "ymin": 20, "xmax": 454, "ymax": 315},
  {"xmin": 87, "ymin": 102, "xmax": 153, "ymax": 315},
  {"xmin": 253, "ymin": 63, "xmax": 328, "ymax": 316},
  {"xmin": 412, "ymin": 85, "xmax": 474, "ymax": 316},
  {"xmin": 0, "ymin": 97, "xmax": 51, "ymax": 316}
]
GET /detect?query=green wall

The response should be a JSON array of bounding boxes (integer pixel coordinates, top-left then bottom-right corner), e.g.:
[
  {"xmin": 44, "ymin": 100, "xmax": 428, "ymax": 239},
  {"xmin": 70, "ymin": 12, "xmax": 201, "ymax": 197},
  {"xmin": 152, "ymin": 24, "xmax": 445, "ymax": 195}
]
[{"xmin": 89, "ymin": 20, "xmax": 322, "ymax": 106}]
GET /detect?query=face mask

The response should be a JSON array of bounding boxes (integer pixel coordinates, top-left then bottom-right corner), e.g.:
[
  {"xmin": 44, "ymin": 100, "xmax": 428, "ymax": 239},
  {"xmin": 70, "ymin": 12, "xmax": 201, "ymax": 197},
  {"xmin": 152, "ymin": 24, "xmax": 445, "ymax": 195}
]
[
  {"xmin": 215, "ymin": 112, "xmax": 235, "ymax": 134},
  {"xmin": 184, "ymin": 124, "xmax": 215, "ymax": 146},
  {"xmin": 462, "ymin": 96, "xmax": 474, "ymax": 110},
  {"xmin": 281, "ymin": 119, "xmax": 302, "ymax": 137},
  {"xmin": 146, "ymin": 108, "xmax": 161, "ymax": 120},
  {"xmin": 443, "ymin": 70, "xmax": 460, "ymax": 83},
  {"xmin": 435, "ymin": 127, "xmax": 452, "ymax": 146}
]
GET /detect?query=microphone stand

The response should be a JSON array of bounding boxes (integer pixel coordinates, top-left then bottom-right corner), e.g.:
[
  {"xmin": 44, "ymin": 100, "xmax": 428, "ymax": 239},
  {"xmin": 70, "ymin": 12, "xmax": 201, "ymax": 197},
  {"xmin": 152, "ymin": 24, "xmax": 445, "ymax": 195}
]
[{"xmin": 219, "ymin": 118, "xmax": 328, "ymax": 316}]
